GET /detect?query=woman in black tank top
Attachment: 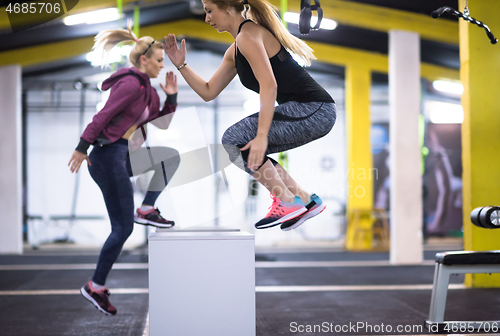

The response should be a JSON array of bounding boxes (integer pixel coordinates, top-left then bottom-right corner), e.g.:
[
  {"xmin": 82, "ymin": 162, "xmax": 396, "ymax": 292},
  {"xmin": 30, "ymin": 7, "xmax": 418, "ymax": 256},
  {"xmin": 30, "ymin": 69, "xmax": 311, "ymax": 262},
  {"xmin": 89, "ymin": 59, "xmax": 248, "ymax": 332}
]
[{"xmin": 164, "ymin": 0, "xmax": 336, "ymax": 231}]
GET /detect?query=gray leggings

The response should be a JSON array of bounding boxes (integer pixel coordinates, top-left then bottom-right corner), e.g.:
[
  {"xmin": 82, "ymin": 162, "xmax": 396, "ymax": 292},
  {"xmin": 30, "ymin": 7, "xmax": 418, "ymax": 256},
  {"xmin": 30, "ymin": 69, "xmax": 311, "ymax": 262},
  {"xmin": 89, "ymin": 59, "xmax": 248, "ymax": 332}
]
[{"xmin": 221, "ymin": 101, "xmax": 336, "ymax": 174}]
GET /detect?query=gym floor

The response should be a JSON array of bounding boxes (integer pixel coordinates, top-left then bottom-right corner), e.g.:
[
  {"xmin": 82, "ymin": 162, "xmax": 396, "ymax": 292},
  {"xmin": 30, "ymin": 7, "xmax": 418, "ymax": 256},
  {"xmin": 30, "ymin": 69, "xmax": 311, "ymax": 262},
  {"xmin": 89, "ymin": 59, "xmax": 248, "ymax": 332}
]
[{"xmin": 1, "ymin": 239, "xmax": 499, "ymax": 336}]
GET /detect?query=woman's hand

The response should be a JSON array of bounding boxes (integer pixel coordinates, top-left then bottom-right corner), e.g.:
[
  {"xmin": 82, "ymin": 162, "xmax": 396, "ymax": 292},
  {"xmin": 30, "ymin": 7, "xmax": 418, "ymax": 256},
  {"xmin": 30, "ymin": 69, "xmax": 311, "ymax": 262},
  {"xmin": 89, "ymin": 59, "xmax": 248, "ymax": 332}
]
[
  {"xmin": 68, "ymin": 150, "xmax": 91, "ymax": 173},
  {"xmin": 163, "ymin": 34, "xmax": 187, "ymax": 68},
  {"xmin": 240, "ymin": 134, "xmax": 268, "ymax": 171},
  {"xmin": 160, "ymin": 71, "xmax": 178, "ymax": 95}
]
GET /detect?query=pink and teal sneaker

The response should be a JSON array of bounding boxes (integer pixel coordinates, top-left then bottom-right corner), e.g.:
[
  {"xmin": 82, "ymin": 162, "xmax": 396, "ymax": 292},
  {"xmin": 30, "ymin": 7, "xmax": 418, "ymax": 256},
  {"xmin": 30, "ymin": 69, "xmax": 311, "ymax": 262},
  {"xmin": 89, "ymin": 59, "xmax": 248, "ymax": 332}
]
[
  {"xmin": 255, "ymin": 195, "xmax": 307, "ymax": 229},
  {"xmin": 280, "ymin": 194, "xmax": 326, "ymax": 231}
]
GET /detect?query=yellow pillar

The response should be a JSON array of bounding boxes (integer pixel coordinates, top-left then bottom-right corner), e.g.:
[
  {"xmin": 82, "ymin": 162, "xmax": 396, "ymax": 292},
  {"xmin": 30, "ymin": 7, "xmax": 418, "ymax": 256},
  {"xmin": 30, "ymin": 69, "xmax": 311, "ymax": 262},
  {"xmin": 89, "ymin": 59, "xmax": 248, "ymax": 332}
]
[
  {"xmin": 345, "ymin": 65, "xmax": 374, "ymax": 250},
  {"xmin": 460, "ymin": 0, "xmax": 500, "ymax": 287}
]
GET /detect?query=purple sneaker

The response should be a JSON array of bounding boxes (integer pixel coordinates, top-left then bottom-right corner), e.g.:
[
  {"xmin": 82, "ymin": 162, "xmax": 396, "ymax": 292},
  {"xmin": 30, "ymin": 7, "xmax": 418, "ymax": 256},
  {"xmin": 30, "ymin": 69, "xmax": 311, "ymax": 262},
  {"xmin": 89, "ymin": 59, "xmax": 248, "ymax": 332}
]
[
  {"xmin": 134, "ymin": 208, "xmax": 175, "ymax": 228},
  {"xmin": 80, "ymin": 281, "xmax": 117, "ymax": 316}
]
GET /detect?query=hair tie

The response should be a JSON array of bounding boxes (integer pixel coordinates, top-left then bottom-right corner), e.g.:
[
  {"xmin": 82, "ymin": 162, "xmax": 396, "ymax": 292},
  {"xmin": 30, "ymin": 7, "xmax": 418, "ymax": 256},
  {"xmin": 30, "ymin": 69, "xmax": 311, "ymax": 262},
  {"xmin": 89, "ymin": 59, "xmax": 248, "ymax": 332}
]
[{"xmin": 134, "ymin": 38, "xmax": 139, "ymax": 42}]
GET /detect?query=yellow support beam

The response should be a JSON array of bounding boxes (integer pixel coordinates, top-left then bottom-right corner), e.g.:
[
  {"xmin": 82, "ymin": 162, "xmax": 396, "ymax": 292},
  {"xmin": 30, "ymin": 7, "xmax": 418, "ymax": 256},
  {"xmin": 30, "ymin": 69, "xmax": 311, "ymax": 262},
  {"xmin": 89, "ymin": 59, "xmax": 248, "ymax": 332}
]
[
  {"xmin": 344, "ymin": 65, "xmax": 373, "ymax": 250},
  {"xmin": 421, "ymin": 63, "xmax": 460, "ymax": 82},
  {"xmin": 141, "ymin": 20, "xmax": 235, "ymax": 46},
  {"xmin": 0, "ymin": 20, "xmax": 236, "ymax": 68},
  {"xmin": 269, "ymin": 0, "xmax": 458, "ymax": 45},
  {"xmin": 0, "ymin": 19, "xmax": 459, "ymax": 82},
  {"xmin": 460, "ymin": 0, "xmax": 500, "ymax": 288},
  {"xmin": 307, "ymin": 41, "xmax": 388, "ymax": 74},
  {"xmin": 0, "ymin": 36, "xmax": 94, "ymax": 68}
]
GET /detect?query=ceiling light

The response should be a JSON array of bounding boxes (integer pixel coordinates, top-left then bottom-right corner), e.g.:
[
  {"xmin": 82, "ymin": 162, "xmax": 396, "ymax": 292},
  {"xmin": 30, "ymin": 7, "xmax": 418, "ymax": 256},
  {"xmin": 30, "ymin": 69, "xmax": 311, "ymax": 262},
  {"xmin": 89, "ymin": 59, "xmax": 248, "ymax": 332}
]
[
  {"xmin": 63, "ymin": 8, "xmax": 121, "ymax": 26},
  {"xmin": 426, "ymin": 101, "xmax": 464, "ymax": 124},
  {"xmin": 86, "ymin": 50, "xmax": 121, "ymax": 67},
  {"xmin": 86, "ymin": 45, "xmax": 131, "ymax": 67},
  {"xmin": 120, "ymin": 45, "xmax": 133, "ymax": 56},
  {"xmin": 283, "ymin": 12, "xmax": 337, "ymax": 30},
  {"xmin": 82, "ymin": 72, "xmax": 113, "ymax": 86},
  {"xmin": 432, "ymin": 80, "xmax": 464, "ymax": 95}
]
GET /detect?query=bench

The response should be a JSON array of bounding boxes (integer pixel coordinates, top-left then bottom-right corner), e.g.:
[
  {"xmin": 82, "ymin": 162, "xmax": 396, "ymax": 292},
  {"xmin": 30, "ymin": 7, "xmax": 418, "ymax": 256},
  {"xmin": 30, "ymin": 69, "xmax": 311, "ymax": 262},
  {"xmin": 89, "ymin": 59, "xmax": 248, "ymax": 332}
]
[{"xmin": 426, "ymin": 250, "xmax": 500, "ymax": 331}]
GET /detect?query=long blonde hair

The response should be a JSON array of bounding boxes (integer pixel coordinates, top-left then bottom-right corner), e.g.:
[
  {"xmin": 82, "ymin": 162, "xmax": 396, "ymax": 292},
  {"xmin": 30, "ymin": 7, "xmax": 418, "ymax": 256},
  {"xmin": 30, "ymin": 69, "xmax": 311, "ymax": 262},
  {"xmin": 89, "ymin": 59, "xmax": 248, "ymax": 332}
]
[
  {"xmin": 207, "ymin": 0, "xmax": 315, "ymax": 66},
  {"xmin": 93, "ymin": 20, "xmax": 163, "ymax": 68}
]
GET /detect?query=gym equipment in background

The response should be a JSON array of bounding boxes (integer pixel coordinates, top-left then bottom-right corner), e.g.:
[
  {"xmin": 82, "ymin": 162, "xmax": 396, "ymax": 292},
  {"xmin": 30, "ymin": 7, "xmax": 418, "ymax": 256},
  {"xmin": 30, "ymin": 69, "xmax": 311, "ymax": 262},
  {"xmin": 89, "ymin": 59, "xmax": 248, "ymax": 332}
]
[
  {"xmin": 431, "ymin": 0, "xmax": 497, "ymax": 44},
  {"xmin": 299, "ymin": 0, "xmax": 323, "ymax": 35},
  {"xmin": 426, "ymin": 207, "xmax": 500, "ymax": 332},
  {"xmin": 470, "ymin": 206, "xmax": 500, "ymax": 229}
]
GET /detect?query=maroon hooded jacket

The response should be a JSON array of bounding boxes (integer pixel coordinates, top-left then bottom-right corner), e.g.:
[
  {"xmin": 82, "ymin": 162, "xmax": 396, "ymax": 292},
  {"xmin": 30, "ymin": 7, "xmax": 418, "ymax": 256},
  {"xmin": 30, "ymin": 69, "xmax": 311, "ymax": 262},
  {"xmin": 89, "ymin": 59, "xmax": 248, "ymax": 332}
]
[{"xmin": 75, "ymin": 67, "xmax": 177, "ymax": 154}]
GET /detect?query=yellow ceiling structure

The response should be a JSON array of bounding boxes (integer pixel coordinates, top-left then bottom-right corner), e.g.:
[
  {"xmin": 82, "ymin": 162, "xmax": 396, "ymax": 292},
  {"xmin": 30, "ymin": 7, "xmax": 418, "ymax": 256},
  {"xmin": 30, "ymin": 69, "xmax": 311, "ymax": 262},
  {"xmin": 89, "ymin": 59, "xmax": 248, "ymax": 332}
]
[
  {"xmin": 0, "ymin": 1, "xmax": 459, "ymax": 81},
  {"xmin": 1, "ymin": 0, "xmax": 459, "ymax": 44}
]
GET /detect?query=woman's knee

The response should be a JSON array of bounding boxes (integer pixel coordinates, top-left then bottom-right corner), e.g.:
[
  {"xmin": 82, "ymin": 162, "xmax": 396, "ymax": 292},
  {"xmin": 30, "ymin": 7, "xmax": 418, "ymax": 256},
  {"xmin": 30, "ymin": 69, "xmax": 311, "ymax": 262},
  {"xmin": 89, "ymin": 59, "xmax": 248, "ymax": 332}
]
[
  {"xmin": 221, "ymin": 128, "xmax": 236, "ymax": 146},
  {"xmin": 221, "ymin": 129, "xmax": 241, "ymax": 157},
  {"xmin": 314, "ymin": 107, "xmax": 336, "ymax": 139},
  {"xmin": 119, "ymin": 225, "xmax": 134, "ymax": 243},
  {"xmin": 124, "ymin": 226, "xmax": 134, "ymax": 240},
  {"xmin": 112, "ymin": 220, "xmax": 134, "ymax": 242}
]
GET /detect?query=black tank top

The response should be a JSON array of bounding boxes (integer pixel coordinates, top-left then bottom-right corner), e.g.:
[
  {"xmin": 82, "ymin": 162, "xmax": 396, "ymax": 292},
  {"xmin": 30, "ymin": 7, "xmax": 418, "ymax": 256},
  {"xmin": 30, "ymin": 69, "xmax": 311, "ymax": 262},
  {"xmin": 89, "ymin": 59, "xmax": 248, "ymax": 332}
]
[{"xmin": 235, "ymin": 20, "xmax": 334, "ymax": 105}]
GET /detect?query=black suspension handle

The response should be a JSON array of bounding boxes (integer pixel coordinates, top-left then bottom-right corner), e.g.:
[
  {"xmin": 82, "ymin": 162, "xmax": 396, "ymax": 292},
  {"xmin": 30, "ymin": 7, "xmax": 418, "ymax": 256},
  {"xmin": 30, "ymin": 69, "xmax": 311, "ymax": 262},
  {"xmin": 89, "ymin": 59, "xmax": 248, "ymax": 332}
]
[
  {"xmin": 431, "ymin": 6, "xmax": 457, "ymax": 19},
  {"xmin": 486, "ymin": 30, "xmax": 497, "ymax": 44},
  {"xmin": 310, "ymin": 0, "xmax": 323, "ymax": 30},
  {"xmin": 432, "ymin": 6, "xmax": 498, "ymax": 44}
]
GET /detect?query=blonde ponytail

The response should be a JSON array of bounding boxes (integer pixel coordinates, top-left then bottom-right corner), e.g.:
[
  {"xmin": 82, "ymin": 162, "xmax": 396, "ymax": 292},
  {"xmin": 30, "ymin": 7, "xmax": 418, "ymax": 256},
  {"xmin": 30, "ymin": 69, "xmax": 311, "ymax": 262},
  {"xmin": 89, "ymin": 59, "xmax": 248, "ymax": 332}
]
[
  {"xmin": 93, "ymin": 20, "xmax": 163, "ymax": 68},
  {"xmin": 207, "ymin": 0, "xmax": 316, "ymax": 66}
]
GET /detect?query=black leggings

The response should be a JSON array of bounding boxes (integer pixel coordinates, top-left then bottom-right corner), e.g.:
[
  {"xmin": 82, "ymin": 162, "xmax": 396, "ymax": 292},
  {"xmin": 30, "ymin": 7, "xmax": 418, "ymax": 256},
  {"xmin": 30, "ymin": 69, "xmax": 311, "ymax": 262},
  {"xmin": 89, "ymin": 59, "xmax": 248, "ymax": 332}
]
[
  {"xmin": 88, "ymin": 139, "xmax": 180, "ymax": 285},
  {"xmin": 221, "ymin": 101, "xmax": 336, "ymax": 174}
]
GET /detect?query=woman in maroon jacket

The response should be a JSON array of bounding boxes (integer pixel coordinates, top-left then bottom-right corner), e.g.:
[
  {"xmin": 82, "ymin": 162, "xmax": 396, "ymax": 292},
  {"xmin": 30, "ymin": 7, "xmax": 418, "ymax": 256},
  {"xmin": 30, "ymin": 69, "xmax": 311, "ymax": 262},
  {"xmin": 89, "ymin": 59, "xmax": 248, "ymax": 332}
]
[{"xmin": 68, "ymin": 22, "xmax": 179, "ymax": 316}]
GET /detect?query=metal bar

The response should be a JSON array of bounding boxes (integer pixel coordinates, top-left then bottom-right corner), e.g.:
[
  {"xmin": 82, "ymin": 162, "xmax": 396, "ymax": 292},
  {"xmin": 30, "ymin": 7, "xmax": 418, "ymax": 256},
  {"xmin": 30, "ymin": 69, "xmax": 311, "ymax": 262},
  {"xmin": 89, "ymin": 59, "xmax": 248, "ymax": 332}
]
[
  {"xmin": 134, "ymin": 5, "xmax": 140, "ymax": 36},
  {"xmin": 22, "ymin": 90, "xmax": 28, "ymax": 241},
  {"xmin": 117, "ymin": 0, "xmax": 123, "ymax": 28},
  {"xmin": 281, "ymin": 0, "xmax": 288, "ymax": 28},
  {"xmin": 441, "ymin": 264, "xmax": 500, "ymax": 274},
  {"xmin": 49, "ymin": 215, "xmax": 105, "ymax": 220},
  {"xmin": 213, "ymin": 97, "xmax": 219, "ymax": 226},
  {"xmin": 68, "ymin": 84, "xmax": 87, "ymax": 234}
]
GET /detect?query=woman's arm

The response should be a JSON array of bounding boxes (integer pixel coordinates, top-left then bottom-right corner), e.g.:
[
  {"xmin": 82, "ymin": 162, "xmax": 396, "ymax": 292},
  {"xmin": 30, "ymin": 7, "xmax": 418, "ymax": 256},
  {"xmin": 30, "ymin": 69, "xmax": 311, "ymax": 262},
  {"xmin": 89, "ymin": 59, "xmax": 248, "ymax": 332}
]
[
  {"xmin": 77, "ymin": 79, "xmax": 142, "ymax": 153},
  {"xmin": 236, "ymin": 31, "xmax": 278, "ymax": 171},
  {"xmin": 70, "ymin": 79, "xmax": 141, "ymax": 173},
  {"xmin": 152, "ymin": 71, "xmax": 178, "ymax": 129},
  {"xmin": 163, "ymin": 34, "xmax": 237, "ymax": 102}
]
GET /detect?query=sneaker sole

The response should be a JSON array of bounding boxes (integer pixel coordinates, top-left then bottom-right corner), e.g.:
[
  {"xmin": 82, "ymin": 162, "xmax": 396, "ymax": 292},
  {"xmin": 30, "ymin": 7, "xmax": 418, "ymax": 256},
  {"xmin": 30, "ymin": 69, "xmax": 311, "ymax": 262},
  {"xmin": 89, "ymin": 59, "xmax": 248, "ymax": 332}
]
[
  {"xmin": 80, "ymin": 287, "xmax": 115, "ymax": 316},
  {"xmin": 134, "ymin": 217, "xmax": 174, "ymax": 228},
  {"xmin": 256, "ymin": 206, "xmax": 308, "ymax": 229},
  {"xmin": 281, "ymin": 203, "xmax": 326, "ymax": 231}
]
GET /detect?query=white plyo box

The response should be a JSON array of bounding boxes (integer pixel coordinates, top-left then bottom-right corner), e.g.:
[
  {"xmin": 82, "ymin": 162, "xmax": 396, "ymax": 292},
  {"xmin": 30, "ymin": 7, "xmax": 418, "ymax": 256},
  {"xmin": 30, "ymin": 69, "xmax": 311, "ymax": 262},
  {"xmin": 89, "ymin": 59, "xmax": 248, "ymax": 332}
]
[{"xmin": 148, "ymin": 227, "xmax": 255, "ymax": 336}]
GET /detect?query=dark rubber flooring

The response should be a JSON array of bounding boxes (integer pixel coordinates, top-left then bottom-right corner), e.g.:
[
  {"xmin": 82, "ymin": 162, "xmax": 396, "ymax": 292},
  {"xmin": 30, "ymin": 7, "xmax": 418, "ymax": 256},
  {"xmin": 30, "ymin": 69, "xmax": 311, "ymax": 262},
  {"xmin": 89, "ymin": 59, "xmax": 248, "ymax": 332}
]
[
  {"xmin": 1, "ymin": 245, "xmax": 499, "ymax": 336},
  {"xmin": 1, "ymin": 294, "xmax": 148, "ymax": 336}
]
